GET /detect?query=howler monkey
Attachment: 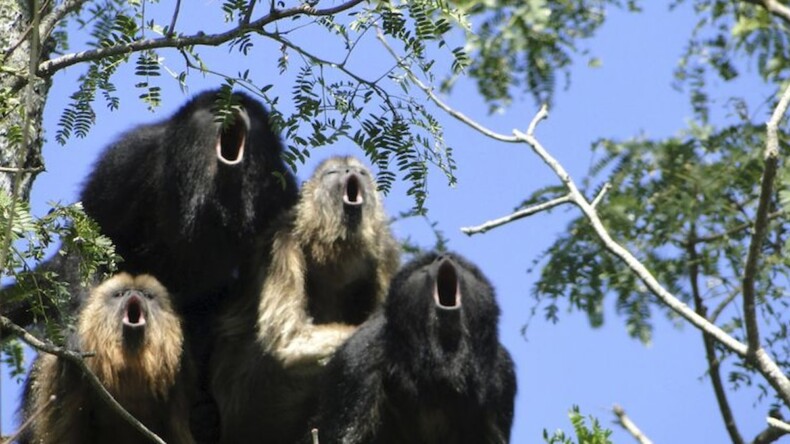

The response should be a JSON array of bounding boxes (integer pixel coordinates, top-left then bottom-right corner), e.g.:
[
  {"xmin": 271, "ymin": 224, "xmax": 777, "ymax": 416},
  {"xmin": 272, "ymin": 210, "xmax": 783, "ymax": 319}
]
[
  {"xmin": 3, "ymin": 90, "xmax": 298, "ymax": 441},
  {"xmin": 211, "ymin": 155, "xmax": 400, "ymax": 443},
  {"xmin": 2, "ymin": 88, "xmax": 298, "ymax": 327},
  {"xmin": 309, "ymin": 252, "xmax": 517, "ymax": 444},
  {"xmin": 19, "ymin": 273, "xmax": 194, "ymax": 444}
]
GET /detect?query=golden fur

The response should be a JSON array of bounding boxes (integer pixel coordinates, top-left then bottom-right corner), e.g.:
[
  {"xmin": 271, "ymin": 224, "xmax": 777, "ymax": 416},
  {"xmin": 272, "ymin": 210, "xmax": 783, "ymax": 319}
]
[
  {"xmin": 23, "ymin": 273, "xmax": 193, "ymax": 444},
  {"xmin": 257, "ymin": 155, "xmax": 400, "ymax": 367}
]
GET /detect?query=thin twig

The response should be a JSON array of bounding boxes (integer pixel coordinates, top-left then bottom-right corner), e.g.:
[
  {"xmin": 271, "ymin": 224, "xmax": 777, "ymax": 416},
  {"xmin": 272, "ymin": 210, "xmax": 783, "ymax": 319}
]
[
  {"xmin": 0, "ymin": 316, "xmax": 167, "ymax": 444},
  {"xmin": 242, "ymin": 0, "xmax": 256, "ymax": 25},
  {"xmin": 687, "ymin": 228, "xmax": 744, "ymax": 444},
  {"xmin": 376, "ymin": 28, "xmax": 520, "ymax": 144},
  {"xmin": 591, "ymin": 183, "xmax": 612, "ymax": 208},
  {"xmin": 612, "ymin": 405, "xmax": 653, "ymax": 444},
  {"xmin": 0, "ymin": 165, "xmax": 44, "ymax": 173},
  {"xmin": 166, "ymin": 0, "xmax": 181, "ymax": 38},
  {"xmin": 461, "ymin": 194, "xmax": 572, "ymax": 236}
]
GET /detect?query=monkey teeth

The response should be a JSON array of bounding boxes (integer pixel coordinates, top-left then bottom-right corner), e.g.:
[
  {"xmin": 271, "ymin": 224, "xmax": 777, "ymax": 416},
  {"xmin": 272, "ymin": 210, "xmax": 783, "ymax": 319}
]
[
  {"xmin": 216, "ymin": 108, "xmax": 250, "ymax": 165},
  {"xmin": 343, "ymin": 174, "xmax": 363, "ymax": 205},
  {"xmin": 434, "ymin": 259, "xmax": 462, "ymax": 310}
]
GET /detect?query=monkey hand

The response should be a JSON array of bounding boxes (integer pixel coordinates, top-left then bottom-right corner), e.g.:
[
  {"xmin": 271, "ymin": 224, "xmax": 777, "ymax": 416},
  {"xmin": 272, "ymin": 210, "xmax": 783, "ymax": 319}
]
[{"xmin": 275, "ymin": 323, "xmax": 357, "ymax": 369}]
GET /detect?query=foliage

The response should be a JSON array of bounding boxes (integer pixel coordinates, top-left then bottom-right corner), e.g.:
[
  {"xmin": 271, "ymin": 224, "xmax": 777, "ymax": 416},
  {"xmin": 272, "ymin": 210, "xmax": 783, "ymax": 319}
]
[
  {"xmin": 450, "ymin": 0, "xmax": 641, "ymax": 112},
  {"xmin": 543, "ymin": 406, "xmax": 613, "ymax": 444},
  {"xmin": 0, "ymin": 194, "xmax": 120, "ymax": 373}
]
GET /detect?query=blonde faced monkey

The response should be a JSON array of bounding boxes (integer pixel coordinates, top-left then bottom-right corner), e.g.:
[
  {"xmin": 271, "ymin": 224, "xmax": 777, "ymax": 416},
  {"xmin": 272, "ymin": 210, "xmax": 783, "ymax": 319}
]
[
  {"xmin": 212, "ymin": 155, "xmax": 400, "ymax": 443},
  {"xmin": 20, "ymin": 273, "xmax": 194, "ymax": 444}
]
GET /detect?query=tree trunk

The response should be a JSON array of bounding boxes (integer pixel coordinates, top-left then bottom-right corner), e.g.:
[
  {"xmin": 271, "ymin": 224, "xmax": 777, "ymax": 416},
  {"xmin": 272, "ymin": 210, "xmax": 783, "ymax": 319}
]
[{"xmin": 0, "ymin": 0, "xmax": 51, "ymax": 202}]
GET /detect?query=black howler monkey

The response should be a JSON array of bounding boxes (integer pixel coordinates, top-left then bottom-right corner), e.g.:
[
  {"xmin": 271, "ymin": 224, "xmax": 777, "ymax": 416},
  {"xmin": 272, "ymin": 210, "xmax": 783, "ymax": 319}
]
[{"xmin": 309, "ymin": 252, "xmax": 517, "ymax": 444}]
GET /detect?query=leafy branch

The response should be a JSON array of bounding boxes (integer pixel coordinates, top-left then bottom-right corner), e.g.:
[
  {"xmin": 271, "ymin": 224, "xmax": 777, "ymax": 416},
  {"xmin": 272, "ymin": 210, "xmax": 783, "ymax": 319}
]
[{"xmin": 378, "ymin": 27, "xmax": 790, "ymax": 424}]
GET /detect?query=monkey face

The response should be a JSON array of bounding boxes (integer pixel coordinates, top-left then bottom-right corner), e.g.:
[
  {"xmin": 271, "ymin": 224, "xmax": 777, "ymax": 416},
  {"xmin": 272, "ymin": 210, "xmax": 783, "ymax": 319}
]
[
  {"xmin": 385, "ymin": 252, "xmax": 500, "ymax": 352},
  {"xmin": 80, "ymin": 273, "xmax": 175, "ymax": 355},
  {"xmin": 312, "ymin": 157, "xmax": 377, "ymax": 230}
]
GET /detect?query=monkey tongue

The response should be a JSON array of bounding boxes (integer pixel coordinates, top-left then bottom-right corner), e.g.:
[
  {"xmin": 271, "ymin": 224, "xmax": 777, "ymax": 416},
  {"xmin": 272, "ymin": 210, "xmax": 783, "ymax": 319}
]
[
  {"xmin": 434, "ymin": 259, "xmax": 462, "ymax": 310},
  {"xmin": 123, "ymin": 295, "xmax": 147, "ymax": 327}
]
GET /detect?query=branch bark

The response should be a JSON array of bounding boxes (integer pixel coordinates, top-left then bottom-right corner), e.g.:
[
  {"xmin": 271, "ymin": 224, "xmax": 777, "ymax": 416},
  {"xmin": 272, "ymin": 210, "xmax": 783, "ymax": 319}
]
[
  {"xmin": 612, "ymin": 404, "xmax": 653, "ymax": 444},
  {"xmin": 34, "ymin": 0, "xmax": 366, "ymax": 79},
  {"xmin": 687, "ymin": 227, "xmax": 744, "ymax": 444},
  {"xmin": 0, "ymin": 316, "xmax": 166, "ymax": 444}
]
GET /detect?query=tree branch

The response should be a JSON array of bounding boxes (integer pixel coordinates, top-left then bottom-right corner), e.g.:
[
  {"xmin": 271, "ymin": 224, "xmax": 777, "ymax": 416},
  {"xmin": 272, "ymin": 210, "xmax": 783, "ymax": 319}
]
[
  {"xmin": 743, "ymin": 0, "xmax": 790, "ymax": 26},
  {"xmin": 35, "ymin": 0, "xmax": 366, "ymax": 78},
  {"xmin": 687, "ymin": 228, "xmax": 744, "ymax": 444},
  {"xmin": 742, "ymin": 82, "xmax": 790, "ymax": 353},
  {"xmin": 461, "ymin": 194, "xmax": 572, "ymax": 236},
  {"xmin": 0, "ymin": 316, "xmax": 166, "ymax": 444},
  {"xmin": 612, "ymin": 404, "xmax": 653, "ymax": 444},
  {"xmin": 752, "ymin": 412, "xmax": 790, "ymax": 444},
  {"xmin": 378, "ymin": 38, "xmax": 790, "ymax": 407}
]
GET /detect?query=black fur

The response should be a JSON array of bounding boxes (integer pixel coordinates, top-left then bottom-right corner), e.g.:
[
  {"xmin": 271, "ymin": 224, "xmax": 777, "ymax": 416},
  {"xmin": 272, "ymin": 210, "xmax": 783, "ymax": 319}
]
[
  {"xmin": 3, "ymin": 90, "xmax": 298, "ymax": 443},
  {"xmin": 309, "ymin": 252, "xmax": 517, "ymax": 444},
  {"xmin": 80, "ymin": 89, "xmax": 298, "ymax": 306}
]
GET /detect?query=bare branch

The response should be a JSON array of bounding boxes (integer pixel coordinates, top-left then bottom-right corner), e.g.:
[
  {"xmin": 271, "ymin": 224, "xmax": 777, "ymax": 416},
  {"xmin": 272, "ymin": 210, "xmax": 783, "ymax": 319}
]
[
  {"xmin": 461, "ymin": 194, "xmax": 572, "ymax": 236},
  {"xmin": 688, "ymin": 228, "xmax": 744, "ymax": 444},
  {"xmin": 35, "ymin": 0, "xmax": 366, "ymax": 78},
  {"xmin": 612, "ymin": 405, "xmax": 653, "ymax": 444},
  {"xmin": 0, "ymin": 316, "xmax": 167, "ymax": 444},
  {"xmin": 742, "ymin": 82, "xmax": 790, "ymax": 352},
  {"xmin": 591, "ymin": 183, "xmax": 612, "ymax": 208},
  {"xmin": 376, "ymin": 28, "xmax": 520, "ymax": 144}
]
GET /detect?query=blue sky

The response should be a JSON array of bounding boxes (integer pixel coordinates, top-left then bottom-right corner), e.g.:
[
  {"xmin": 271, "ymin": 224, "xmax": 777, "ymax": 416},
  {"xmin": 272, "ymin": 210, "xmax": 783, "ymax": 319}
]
[{"xmin": 1, "ymin": 2, "xmax": 779, "ymax": 442}]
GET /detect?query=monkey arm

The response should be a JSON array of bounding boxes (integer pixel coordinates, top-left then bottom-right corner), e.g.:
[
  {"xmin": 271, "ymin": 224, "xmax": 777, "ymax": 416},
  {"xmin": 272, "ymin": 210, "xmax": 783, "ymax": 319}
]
[{"xmin": 256, "ymin": 232, "xmax": 355, "ymax": 368}]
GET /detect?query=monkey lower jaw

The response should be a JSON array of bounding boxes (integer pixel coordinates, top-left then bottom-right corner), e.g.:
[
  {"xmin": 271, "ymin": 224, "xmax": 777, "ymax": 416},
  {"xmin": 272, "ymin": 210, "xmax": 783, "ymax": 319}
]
[{"xmin": 122, "ymin": 324, "xmax": 146, "ymax": 353}]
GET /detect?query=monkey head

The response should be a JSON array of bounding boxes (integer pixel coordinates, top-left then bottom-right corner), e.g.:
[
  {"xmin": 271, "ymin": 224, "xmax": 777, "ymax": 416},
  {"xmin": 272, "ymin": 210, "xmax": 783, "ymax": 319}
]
[
  {"xmin": 296, "ymin": 156, "xmax": 384, "ymax": 242},
  {"xmin": 77, "ymin": 273, "xmax": 184, "ymax": 397},
  {"xmin": 383, "ymin": 252, "xmax": 501, "ymax": 384}
]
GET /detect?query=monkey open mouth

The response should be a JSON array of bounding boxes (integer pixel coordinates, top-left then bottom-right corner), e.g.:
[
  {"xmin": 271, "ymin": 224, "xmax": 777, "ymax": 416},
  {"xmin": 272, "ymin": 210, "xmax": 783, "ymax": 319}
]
[
  {"xmin": 434, "ymin": 259, "xmax": 462, "ymax": 310},
  {"xmin": 343, "ymin": 174, "xmax": 364, "ymax": 206},
  {"xmin": 216, "ymin": 108, "xmax": 250, "ymax": 165},
  {"xmin": 123, "ymin": 294, "xmax": 147, "ymax": 328},
  {"xmin": 123, "ymin": 294, "xmax": 147, "ymax": 351}
]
